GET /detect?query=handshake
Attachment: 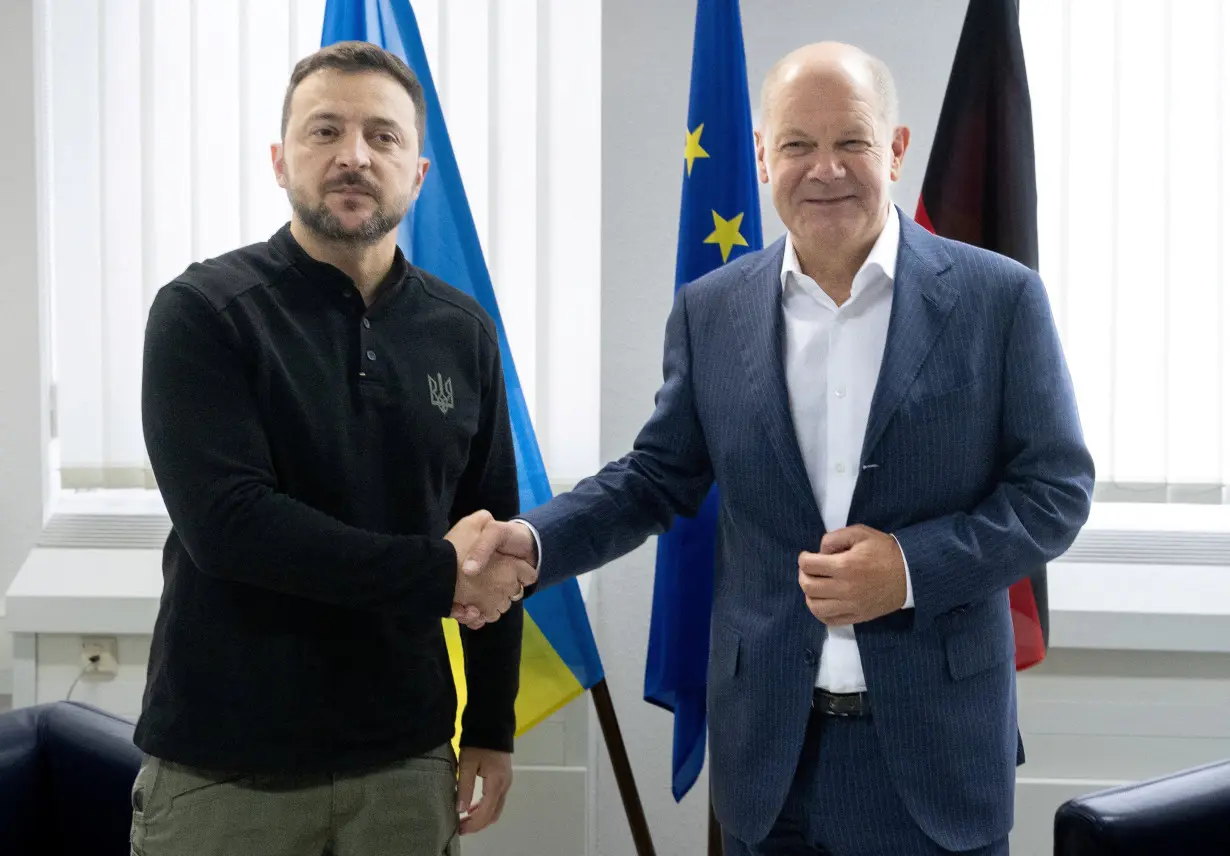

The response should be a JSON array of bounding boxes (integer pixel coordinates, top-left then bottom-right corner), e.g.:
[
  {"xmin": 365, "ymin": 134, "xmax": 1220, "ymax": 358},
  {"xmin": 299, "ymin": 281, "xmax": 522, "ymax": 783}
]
[{"xmin": 443, "ymin": 510, "xmax": 539, "ymax": 630}]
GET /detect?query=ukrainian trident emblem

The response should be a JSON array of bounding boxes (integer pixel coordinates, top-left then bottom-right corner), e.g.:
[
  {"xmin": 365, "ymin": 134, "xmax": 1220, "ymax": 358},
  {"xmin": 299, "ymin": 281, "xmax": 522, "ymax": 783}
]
[{"xmin": 428, "ymin": 373, "xmax": 454, "ymax": 415}]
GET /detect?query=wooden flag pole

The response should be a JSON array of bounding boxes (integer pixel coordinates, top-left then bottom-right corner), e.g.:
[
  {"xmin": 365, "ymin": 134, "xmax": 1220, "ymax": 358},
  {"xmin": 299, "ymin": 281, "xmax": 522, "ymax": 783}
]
[{"xmin": 590, "ymin": 678, "xmax": 658, "ymax": 856}]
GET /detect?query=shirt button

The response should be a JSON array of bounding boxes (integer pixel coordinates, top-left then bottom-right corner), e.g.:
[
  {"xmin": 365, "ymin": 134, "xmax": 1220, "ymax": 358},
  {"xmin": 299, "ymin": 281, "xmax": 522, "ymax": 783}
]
[
  {"xmin": 362, "ymin": 318, "xmax": 372, "ymax": 329},
  {"xmin": 834, "ymin": 387, "xmax": 847, "ymax": 398},
  {"xmin": 366, "ymin": 349, "xmax": 377, "ymax": 361},
  {"xmin": 835, "ymin": 463, "xmax": 846, "ymax": 474}
]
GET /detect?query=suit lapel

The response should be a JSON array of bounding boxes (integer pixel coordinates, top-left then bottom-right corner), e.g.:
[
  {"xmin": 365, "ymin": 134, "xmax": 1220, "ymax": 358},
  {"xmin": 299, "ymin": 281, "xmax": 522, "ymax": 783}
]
[
  {"xmin": 860, "ymin": 215, "xmax": 959, "ymax": 462},
  {"xmin": 730, "ymin": 238, "xmax": 821, "ymax": 523},
  {"xmin": 727, "ymin": 218, "xmax": 957, "ymax": 520}
]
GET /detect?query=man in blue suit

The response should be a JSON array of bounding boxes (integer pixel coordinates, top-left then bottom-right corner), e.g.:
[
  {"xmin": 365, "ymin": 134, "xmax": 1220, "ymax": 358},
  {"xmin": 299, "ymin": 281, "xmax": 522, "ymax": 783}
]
[{"xmin": 458, "ymin": 42, "xmax": 1094, "ymax": 855}]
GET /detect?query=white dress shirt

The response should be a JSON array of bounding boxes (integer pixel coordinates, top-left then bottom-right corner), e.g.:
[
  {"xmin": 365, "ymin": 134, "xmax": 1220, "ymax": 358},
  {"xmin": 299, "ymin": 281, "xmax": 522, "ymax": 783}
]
[{"xmin": 780, "ymin": 205, "xmax": 912, "ymax": 693}]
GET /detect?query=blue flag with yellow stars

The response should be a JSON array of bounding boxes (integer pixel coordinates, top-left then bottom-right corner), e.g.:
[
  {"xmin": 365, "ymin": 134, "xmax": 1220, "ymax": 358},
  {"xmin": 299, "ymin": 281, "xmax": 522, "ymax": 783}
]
[{"xmin": 643, "ymin": 0, "xmax": 763, "ymax": 803}]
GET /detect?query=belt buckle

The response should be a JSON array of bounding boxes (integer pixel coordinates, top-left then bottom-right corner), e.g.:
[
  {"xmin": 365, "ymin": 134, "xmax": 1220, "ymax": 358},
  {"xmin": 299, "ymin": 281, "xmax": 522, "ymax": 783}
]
[{"xmin": 815, "ymin": 689, "xmax": 869, "ymax": 718}]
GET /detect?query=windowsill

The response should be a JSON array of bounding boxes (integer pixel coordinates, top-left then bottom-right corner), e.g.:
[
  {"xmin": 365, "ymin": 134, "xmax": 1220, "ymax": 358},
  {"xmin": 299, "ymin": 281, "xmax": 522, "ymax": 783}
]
[
  {"xmin": 47, "ymin": 488, "xmax": 167, "ymax": 517},
  {"xmin": 45, "ymin": 477, "xmax": 594, "ymax": 518},
  {"xmin": 1079, "ymin": 501, "xmax": 1230, "ymax": 532},
  {"xmin": 48, "ymin": 487, "xmax": 1230, "ymax": 527},
  {"xmin": 39, "ymin": 478, "xmax": 593, "ymax": 549},
  {"xmin": 39, "ymin": 489, "xmax": 1230, "ymax": 565}
]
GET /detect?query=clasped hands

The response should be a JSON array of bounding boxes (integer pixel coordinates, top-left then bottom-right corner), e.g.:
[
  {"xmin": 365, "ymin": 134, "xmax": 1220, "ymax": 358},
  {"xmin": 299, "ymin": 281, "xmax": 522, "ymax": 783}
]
[
  {"xmin": 443, "ymin": 511, "xmax": 538, "ymax": 630},
  {"xmin": 799, "ymin": 524, "xmax": 909, "ymax": 626}
]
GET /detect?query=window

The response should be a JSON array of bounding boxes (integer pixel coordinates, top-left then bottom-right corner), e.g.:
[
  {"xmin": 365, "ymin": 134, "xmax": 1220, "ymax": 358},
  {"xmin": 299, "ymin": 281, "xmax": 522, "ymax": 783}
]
[
  {"xmin": 1021, "ymin": 0, "xmax": 1230, "ymax": 508},
  {"xmin": 40, "ymin": 0, "xmax": 600, "ymax": 528}
]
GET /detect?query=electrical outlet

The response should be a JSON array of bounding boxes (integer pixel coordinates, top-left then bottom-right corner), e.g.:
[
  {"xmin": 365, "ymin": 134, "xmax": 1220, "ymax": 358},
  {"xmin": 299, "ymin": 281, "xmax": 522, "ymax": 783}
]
[{"xmin": 80, "ymin": 637, "xmax": 119, "ymax": 676}]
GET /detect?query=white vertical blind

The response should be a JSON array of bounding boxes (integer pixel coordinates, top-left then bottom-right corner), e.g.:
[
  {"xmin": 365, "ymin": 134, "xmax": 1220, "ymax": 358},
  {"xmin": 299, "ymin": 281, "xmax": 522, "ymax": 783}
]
[
  {"xmin": 48, "ymin": 0, "xmax": 105, "ymax": 481},
  {"xmin": 1021, "ymin": 0, "xmax": 1230, "ymax": 503},
  {"xmin": 543, "ymin": 0, "xmax": 602, "ymax": 477},
  {"xmin": 43, "ymin": 0, "xmax": 601, "ymax": 492},
  {"xmin": 492, "ymin": 0, "xmax": 539, "ymax": 416}
]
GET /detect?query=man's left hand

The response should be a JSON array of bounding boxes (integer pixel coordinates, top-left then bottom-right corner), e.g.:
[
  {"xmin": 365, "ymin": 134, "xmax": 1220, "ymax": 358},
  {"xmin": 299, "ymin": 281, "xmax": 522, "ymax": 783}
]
[
  {"xmin": 457, "ymin": 747, "xmax": 513, "ymax": 835},
  {"xmin": 798, "ymin": 524, "xmax": 907, "ymax": 626}
]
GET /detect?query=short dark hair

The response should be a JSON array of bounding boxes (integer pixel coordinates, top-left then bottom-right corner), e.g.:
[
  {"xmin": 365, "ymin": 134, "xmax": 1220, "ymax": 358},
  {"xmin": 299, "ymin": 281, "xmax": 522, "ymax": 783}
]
[{"xmin": 281, "ymin": 41, "xmax": 426, "ymax": 147}]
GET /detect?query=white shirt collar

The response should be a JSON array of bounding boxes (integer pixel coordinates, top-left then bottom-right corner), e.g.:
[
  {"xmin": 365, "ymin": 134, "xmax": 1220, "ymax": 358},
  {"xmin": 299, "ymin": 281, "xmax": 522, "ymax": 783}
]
[{"xmin": 780, "ymin": 204, "xmax": 900, "ymax": 299}]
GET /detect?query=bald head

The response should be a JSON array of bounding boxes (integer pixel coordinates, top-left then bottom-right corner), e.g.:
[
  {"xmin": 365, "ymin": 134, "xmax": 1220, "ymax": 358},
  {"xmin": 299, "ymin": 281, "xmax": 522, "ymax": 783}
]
[{"xmin": 760, "ymin": 42, "xmax": 899, "ymax": 131}]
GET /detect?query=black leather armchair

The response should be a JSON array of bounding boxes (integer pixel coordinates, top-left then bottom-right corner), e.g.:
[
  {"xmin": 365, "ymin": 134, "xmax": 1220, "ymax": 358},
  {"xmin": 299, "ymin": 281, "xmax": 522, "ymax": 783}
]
[
  {"xmin": 1054, "ymin": 758, "xmax": 1230, "ymax": 855},
  {"xmin": 0, "ymin": 701, "xmax": 141, "ymax": 856}
]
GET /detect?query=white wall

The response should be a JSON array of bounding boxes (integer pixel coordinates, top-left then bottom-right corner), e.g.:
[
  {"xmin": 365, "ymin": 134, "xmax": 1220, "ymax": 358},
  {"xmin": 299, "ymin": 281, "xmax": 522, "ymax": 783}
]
[
  {"xmin": 0, "ymin": 0, "xmax": 49, "ymax": 697},
  {"xmin": 594, "ymin": 1, "xmax": 968, "ymax": 854}
]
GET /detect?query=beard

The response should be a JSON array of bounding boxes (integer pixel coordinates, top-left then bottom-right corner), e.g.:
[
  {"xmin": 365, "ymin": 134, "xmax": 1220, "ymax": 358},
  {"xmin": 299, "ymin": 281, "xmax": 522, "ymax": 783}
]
[{"xmin": 287, "ymin": 176, "xmax": 412, "ymax": 246}]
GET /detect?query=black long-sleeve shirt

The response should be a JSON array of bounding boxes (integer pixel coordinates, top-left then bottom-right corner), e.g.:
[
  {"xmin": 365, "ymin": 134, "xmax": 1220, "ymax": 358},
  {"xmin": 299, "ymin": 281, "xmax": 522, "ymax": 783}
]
[{"xmin": 134, "ymin": 224, "xmax": 522, "ymax": 774}]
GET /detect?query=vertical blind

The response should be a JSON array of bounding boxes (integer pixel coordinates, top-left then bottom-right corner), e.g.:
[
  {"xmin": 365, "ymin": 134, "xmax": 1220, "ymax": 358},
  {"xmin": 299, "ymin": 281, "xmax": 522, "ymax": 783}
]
[
  {"xmin": 43, "ymin": 0, "xmax": 601, "ymax": 491},
  {"xmin": 1022, "ymin": 0, "xmax": 1230, "ymax": 504}
]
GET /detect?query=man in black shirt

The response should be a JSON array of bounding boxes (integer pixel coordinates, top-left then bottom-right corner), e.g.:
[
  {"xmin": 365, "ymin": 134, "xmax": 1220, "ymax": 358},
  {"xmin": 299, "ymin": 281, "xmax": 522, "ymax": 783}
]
[{"xmin": 131, "ymin": 41, "xmax": 535, "ymax": 856}]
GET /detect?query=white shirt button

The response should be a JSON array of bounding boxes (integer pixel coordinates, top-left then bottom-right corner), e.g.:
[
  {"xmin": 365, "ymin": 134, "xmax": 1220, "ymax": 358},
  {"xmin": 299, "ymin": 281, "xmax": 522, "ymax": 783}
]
[
  {"xmin": 835, "ymin": 463, "xmax": 846, "ymax": 474},
  {"xmin": 835, "ymin": 387, "xmax": 847, "ymax": 398}
]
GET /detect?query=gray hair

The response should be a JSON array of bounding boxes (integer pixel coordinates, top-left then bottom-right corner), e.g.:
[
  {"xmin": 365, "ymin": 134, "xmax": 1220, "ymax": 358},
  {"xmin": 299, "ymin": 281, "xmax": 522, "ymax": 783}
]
[{"xmin": 866, "ymin": 54, "xmax": 899, "ymax": 128}]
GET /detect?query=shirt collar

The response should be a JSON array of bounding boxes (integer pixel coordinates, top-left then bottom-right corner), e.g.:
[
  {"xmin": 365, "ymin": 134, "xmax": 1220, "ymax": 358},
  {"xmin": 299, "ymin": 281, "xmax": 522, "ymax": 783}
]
[
  {"xmin": 272, "ymin": 222, "xmax": 409, "ymax": 298},
  {"xmin": 780, "ymin": 204, "xmax": 900, "ymax": 298}
]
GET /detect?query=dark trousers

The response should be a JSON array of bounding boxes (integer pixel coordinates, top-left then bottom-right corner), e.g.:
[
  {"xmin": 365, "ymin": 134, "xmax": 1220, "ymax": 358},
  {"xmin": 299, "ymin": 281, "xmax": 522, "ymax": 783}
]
[{"xmin": 722, "ymin": 708, "xmax": 1010, "ymax": 856}]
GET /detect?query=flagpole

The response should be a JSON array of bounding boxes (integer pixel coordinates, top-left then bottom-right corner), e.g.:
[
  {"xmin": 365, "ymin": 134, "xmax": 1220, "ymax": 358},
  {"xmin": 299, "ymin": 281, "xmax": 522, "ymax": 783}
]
[
  {"xmin": 591, "ymin": 679, "xmax": 658, "ymax": 856},
  {"xmin": 709, "ymin": 798, "xmax": 723, "ymax": 855}
]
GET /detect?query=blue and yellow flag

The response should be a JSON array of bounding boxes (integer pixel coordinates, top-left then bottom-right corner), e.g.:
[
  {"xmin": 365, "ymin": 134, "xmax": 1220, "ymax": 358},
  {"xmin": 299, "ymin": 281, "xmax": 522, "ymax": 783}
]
[
  {"xmin": 643, "ymin": 0, "xmax": 762, "ymax": 802},
  {"xmin": 321, "ymin": 0, "xmax": 604, "ymax": 744}
]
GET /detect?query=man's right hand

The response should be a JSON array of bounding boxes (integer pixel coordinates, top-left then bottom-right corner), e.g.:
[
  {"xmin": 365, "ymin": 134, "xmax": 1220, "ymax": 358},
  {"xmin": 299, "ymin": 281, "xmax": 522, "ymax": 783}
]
[
  {"xmin": 445, "ymin": 512, "xmax": 537, "ymax": 627},
  {"xmin": 444, "ymin": 510, "xmax": 494, "ymax": 564}
]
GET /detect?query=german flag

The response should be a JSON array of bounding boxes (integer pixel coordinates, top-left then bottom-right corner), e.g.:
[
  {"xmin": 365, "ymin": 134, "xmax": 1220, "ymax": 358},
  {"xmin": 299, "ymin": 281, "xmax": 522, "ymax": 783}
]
[{"xmin": 915, "ymin": 0, "xmax": 1048, "ymax": 670}]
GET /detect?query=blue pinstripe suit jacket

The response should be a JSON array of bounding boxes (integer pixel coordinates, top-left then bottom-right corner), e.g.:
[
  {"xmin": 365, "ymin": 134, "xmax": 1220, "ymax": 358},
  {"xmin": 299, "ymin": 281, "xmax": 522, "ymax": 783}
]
[{"xmin": 522, "ymin": 210, "xmax": 1095, "ymax": 850}]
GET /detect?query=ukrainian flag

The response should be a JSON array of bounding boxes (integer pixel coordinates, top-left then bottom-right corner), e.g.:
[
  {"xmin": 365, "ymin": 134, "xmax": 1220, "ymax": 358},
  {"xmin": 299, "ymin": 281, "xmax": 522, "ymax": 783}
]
[
  {"xmin": 644, "ymin": 0, "xmax": 762, "ymax": 801},
  {"xmin": 321, "ymin": 0, "xmax": 604, "ymax": 743}
]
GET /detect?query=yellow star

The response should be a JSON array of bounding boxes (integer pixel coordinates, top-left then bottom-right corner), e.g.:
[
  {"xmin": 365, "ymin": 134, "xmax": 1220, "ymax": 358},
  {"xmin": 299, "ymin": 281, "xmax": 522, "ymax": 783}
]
[
  {"xmin": 704, "ymin": 210, "xmax": 749, "ymax": 263},
  {"xmin": 684, "ymin": 124, "xmax": 710, "ymax": 176}
]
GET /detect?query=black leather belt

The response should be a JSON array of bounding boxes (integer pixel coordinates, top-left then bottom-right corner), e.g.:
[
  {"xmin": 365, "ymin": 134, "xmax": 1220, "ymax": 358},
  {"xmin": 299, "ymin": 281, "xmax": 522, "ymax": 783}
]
[{"xmin": 812, "ymin": 689, "xmax": 871, "ymax": 718}]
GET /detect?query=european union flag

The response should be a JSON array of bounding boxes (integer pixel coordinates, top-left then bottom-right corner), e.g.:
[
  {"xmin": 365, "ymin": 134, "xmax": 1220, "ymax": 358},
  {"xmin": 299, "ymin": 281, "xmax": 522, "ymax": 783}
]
[
  {"xmin": 321, "ymin": 0, "xmax": 604, "ymax": 743},
  {"xmin": 643, "ymin": 0, "xmax": 762, "ymax": 802}
]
